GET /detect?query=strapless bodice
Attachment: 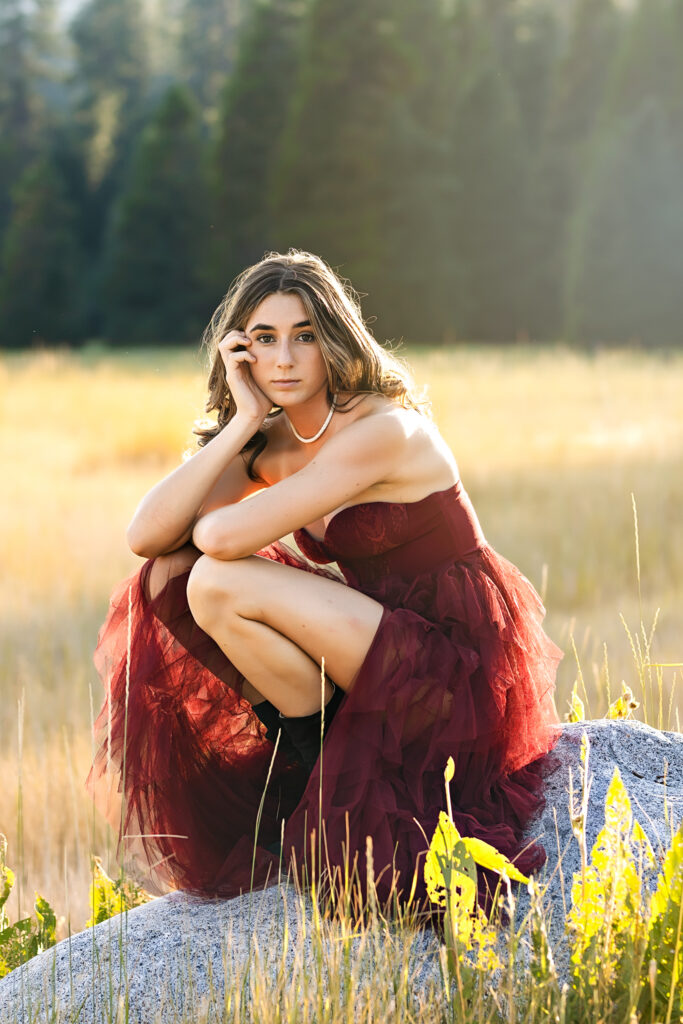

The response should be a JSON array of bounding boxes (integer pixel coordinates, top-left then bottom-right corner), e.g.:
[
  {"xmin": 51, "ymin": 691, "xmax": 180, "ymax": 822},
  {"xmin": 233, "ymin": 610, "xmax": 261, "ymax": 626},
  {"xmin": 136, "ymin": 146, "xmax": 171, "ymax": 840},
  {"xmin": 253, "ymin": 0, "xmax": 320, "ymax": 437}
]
[{"xmin": 294, "ymin": 479, "xmax": 487, "ymax": 587}]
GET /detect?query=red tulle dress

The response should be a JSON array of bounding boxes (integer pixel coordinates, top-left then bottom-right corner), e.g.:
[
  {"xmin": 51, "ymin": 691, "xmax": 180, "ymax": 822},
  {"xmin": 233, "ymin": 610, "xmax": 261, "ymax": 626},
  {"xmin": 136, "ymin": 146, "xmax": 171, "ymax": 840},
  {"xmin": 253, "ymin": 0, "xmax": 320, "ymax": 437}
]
[{"xmin": 87, "ymin": 480, "xmax": 563, "ymax": 909}]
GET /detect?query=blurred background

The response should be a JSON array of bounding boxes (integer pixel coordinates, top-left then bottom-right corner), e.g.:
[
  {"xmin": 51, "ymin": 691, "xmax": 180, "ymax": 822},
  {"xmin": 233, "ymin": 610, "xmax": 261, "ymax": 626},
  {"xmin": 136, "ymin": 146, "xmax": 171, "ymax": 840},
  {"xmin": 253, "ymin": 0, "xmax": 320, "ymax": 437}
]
[
  {"xmin": 1, "ymin": 0, "xmax": 682, "ymax": 935},
  {"xmin": 1, "ymin": 0, "xmax": 682, "ymax": 348}
]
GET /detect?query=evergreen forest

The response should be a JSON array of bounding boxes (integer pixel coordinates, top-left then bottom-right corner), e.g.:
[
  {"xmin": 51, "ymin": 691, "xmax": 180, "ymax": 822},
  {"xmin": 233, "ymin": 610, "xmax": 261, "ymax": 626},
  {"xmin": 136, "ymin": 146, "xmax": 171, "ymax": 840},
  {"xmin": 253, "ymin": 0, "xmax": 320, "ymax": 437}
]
[{"xmin": 1, "ymin": 0, "xmax": 682, "ymax": 349}]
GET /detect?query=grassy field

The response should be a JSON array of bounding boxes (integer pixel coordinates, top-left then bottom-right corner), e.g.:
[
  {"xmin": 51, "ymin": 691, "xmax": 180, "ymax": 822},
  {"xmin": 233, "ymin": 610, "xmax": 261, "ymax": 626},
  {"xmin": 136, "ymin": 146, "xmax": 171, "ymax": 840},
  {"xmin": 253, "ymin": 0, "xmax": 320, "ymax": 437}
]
[{"xmin": 0, "ymin": 342, "xmax": 681, "ymax": 939}]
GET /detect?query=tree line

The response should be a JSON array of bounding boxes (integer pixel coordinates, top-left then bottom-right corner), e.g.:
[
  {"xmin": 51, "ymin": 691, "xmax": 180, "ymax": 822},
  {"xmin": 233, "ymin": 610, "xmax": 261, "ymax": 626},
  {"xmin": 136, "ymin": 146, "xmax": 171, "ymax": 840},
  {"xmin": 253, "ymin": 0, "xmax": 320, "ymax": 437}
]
[{"xmin": 0, "ymin": 0, "xmax": 682, "ymax": 349}]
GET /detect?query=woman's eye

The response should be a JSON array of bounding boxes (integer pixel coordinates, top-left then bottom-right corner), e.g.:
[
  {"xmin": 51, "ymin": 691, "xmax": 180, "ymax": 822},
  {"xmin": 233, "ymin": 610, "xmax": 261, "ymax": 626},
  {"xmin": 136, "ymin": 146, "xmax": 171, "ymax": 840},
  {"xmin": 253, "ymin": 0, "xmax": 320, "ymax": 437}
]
[{"xmin": 255, "ymin": 333, "xmax": 315, "ymax": 343}]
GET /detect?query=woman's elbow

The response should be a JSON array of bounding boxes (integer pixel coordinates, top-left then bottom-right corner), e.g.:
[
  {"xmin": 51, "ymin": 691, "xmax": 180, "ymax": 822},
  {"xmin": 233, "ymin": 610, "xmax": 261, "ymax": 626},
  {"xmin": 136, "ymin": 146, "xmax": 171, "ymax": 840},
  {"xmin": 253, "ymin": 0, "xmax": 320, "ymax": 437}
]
[
  {"xmin": 126, "ymin": 515, "xmax": 174, "ymax": 560},
  {"xmin": 125, "ymin": 521, "xmax": 158, "ymax": 560},
  {"xmin": 192, "ymin": 516, "xmax": 233, "ymax": 559},
  {"xmin": 127, "ymin": 518, "xmax": 198, "ymax": 560}
]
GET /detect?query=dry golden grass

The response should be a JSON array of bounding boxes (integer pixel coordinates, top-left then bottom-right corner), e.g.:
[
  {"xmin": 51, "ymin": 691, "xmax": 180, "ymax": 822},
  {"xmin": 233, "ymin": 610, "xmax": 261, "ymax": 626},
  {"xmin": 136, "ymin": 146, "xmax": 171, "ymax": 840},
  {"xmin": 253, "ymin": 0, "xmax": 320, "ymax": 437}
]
[{"xmin": 0, "ymin": 342, "xmax": 681, "ymax": 934}]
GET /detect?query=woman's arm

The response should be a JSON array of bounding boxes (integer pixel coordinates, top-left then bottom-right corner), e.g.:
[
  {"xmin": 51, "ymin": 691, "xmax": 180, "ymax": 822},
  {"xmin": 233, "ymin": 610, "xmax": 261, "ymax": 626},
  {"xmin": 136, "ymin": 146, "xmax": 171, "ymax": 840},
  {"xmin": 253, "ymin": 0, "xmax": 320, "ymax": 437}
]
[
  {"xmin": 127, "ymin": 327, "xmax": 276, "ymax": 559},
  {"xmin": 126, "ymin": 413, "xmax": 264, "ymax": 559},
  {"xmin": 192, "ymin": 412, "xmax": 409, "ymax": 560}
]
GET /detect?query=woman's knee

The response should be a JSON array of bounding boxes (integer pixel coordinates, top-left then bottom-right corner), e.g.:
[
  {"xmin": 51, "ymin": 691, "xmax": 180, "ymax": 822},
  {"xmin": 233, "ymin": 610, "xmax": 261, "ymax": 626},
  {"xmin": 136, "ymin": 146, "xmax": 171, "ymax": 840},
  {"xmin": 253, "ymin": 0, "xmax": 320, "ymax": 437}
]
[{"xmin": 186, "ymin": 554, "xmax": 248, "ymax": 624}]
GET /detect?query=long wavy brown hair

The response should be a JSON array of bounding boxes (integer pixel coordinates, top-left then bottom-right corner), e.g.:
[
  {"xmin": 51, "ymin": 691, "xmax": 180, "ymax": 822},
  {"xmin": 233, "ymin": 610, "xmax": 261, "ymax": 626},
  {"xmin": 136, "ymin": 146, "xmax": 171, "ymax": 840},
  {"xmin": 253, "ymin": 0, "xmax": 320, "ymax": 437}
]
[{"xmin": 193, "ymin": 249, "xmax": 428, "ymax": 479}]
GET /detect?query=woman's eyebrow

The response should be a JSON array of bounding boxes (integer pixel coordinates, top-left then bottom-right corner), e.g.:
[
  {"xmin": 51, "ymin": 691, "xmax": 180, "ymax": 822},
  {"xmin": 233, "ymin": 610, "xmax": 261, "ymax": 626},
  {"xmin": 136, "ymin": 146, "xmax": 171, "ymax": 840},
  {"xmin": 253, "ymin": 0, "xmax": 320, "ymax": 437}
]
[{"xmin": 248, "ymin": 320, "xmax": 311, "ymax": 333}]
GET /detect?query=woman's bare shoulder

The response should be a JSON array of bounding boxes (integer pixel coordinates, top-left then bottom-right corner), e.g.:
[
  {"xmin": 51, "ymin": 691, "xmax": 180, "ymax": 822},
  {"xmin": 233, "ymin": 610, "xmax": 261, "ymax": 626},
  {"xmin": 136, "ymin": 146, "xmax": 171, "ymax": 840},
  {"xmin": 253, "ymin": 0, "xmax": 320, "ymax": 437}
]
[
  {"xmin": 352, "ymin": 399, "xmax": 440, "ymax": 453},
  {"xmin": 253, "ymin": 394, "xmax": 432, "ymax": 486},
  {"xmin": 335, "ymin": 392, "xmax": 425, "ymax": 430},
  {"xmin": 336, "ymin": 396, "xmax": 458, "ymax": 490}
]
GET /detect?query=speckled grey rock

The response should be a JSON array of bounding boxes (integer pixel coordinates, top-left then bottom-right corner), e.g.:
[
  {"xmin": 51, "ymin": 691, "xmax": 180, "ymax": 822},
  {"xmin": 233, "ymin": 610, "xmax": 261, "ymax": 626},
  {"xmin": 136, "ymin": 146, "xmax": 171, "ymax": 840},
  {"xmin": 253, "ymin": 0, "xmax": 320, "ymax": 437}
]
[
  {"xmin": 0, "ymin": 875, "xmax": 442, "ymax": 1022},
  {"xmin": 512, "ymin": 719, "xmax": 683, "ymax": 978},
  {"xmin": 1, "ymin": 720, "xmax": 681, "ymax": 1022}
]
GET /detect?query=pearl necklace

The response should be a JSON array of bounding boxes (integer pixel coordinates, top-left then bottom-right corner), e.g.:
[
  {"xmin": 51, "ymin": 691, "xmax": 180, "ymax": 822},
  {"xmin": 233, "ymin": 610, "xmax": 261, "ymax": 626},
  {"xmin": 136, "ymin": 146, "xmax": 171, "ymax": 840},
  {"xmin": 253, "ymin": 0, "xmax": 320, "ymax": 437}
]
[{"xmin": 286, "ymin": 394, "xmax": 337, "ymax": 444}]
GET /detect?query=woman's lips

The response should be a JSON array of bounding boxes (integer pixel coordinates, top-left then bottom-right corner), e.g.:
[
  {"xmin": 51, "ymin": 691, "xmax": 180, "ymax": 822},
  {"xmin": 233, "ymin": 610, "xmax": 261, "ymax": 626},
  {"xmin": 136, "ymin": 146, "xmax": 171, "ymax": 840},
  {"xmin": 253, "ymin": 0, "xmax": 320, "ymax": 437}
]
[{"xmin": 271, "ymin": 379, "xmax": 300, "ymax": 387}]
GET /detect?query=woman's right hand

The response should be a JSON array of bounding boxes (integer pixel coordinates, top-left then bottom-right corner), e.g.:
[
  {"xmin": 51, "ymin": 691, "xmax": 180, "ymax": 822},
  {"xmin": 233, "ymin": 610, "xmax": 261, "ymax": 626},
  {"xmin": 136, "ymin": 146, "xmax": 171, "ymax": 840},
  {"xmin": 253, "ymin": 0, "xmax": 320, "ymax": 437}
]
[{"xmin": 218, "ymin": 330, "xmax": 272, "ymax": 426}]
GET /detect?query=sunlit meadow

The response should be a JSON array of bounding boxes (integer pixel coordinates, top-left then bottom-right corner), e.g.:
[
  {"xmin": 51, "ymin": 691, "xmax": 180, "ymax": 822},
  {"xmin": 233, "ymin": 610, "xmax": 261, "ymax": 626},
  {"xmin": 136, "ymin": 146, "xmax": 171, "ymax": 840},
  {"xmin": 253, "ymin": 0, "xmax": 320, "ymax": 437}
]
[{"xmin": 0, "ymin": 342, "xmax": 681, "ymax": 942}]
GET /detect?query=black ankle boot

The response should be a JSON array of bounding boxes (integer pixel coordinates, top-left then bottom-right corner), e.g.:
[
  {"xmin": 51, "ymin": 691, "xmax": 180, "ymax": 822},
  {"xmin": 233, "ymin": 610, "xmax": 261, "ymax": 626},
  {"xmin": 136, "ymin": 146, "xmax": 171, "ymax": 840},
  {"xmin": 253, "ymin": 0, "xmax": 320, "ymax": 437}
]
[
  {"xmin": 251, "ymin": 699, "xmax": 300, "ymax": 763},
  {"xmin": 277, "ymin": 683, "xmax": 345, "ymax": 772}
]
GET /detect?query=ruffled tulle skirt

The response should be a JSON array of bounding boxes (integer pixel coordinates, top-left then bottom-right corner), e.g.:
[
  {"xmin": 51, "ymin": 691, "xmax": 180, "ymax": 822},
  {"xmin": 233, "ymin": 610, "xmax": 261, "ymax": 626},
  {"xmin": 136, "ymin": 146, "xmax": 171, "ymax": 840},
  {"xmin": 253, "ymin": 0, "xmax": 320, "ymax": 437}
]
[{"xmin": 86, "ymin": 541, "xmax": 562, "ymax": 909}]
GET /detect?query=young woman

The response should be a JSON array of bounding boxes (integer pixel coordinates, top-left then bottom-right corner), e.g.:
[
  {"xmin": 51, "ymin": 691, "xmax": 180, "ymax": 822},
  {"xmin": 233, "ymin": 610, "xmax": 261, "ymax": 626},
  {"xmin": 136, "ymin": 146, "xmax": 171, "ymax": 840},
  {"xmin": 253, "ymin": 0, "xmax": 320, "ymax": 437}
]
[{"xmin": 87, "ymin": 249, "xmax": 563, "ymax": 910}]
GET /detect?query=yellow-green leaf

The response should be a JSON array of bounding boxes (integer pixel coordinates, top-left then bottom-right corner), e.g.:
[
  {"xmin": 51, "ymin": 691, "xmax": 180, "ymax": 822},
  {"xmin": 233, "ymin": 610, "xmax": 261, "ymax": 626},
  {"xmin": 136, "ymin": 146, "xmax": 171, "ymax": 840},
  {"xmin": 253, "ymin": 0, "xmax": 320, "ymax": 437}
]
[
  {"xmin": 34, "ymin": 894, "xmax": 56, "ymax": 949},
  {"xmin": 0, "ymin": 866, "xmax": 14, "ymax": 913},
  {"xmin": 604, "ymin": 768, "xmax": 632, "ymax": 835},
  {"xmin": 566, "ymin": 683, "xmax": 585, "ymax": 723},
  {"xmin": 424, "ymin": 811, "xmax": 477, "ymax": 915},
  {"xmin": 607, "ymin": 682, "xmax": 640, "ymax": 720},
  {"xmin": 639, "ymin": 819, "xmax": 683, "ymax": 1020},
  {"xmin": 424, "ymin": 811, "xmax": 460, "ymax": 907},
  {"xmin": 632, "ymin": 819, "xmax": 656, "ymax": 867},
  {"xmin": 461, "ymin": 836, "xmax": 530, "ymax": 884}
]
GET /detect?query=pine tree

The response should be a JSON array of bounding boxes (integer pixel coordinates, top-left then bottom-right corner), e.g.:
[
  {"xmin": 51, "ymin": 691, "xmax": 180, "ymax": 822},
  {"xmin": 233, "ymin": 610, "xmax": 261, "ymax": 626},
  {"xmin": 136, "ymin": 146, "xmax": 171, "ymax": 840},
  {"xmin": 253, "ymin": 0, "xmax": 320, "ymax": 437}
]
[
  {"xmin": 0, "ymin": 0, "xmax": 66, "ymax": 243},
  {"xmin": 565, "ymin": 97, "xmax": 683, "ymax": 346},
  {"xmin": 101, "ymin": 85, "xmax": 212, "ymax": 345},
  {"xmin": 601, "ymin": 0, "xmax": 683, "ymax": 162},
  {"xmin": 269, "ymin": 0, "xmax": 409, "ymax": 300},
  {"xmin": 0, "ymin": 156, "xmax": 84, "ymax": 348},
  {"xmin": 31, "ymin": 0, "xmax": 69, "ymax": 113},
  {"xmin": 671, "ymin": 0, "xmax": 683, "ymax": 147},
  {"xmin": 269, "ymin": 0, "xmax": 454, "ymax": 343},
  {"xmin": 480, "ymin": 0, "xmax": 564, "ymax": 153},
  {"xmin": 209, "ymin": 0, "xmax": 307, "ymax": 294},
  {"xmin": 69, "ymin": 0, "xmax": 150, "ymax": 188},
  {"xmin": 523, "ymin": 0, "xmax": 623, "ymax": 339},
  {"xmin": 373, "ymin": 1, "xmax": 461, "ymax": 343},
  {"xmin": 68, "ymin": 0, "xmax": 151, "ymax": 274},
  {"xmin": 0, "ymin": 1, "xmax": 33, "ymax": 247},
  {"xmin": 443, "ymin": 3, "xmax": 529, "ymax": 340},
  {"xmin": 177, "ymin": 0, "xmax": 244, "ymax": 130}
]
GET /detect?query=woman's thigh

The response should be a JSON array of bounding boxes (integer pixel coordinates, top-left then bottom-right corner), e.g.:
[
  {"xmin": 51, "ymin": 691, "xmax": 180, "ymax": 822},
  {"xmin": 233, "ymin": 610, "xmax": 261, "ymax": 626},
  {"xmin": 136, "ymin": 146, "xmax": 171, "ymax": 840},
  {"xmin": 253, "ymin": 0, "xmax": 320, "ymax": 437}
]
[{"xmin": 188, "ymin": 554, "xmax": 385, "ymax": 692}]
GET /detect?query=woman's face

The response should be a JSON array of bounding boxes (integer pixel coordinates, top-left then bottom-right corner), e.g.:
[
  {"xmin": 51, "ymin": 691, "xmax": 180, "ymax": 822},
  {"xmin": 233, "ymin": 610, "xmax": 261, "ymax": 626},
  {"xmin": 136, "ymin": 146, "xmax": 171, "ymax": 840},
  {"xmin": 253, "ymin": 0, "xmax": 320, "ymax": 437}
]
[{"xmin": 244, "ymin": 291, "xmax": 329, "ymax": 406}]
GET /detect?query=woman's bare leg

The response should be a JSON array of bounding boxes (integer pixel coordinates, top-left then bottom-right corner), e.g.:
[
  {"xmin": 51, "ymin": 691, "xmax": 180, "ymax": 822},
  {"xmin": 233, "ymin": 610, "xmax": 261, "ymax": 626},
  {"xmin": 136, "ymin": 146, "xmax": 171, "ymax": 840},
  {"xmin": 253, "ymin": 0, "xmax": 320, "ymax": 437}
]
[
  {"xmin": 186, "ymin": 554, "xmax": 384, "ymax": 717},
  {"xmin": 144, "ymin": 544, "xmax": 265, "ymax": 705}
]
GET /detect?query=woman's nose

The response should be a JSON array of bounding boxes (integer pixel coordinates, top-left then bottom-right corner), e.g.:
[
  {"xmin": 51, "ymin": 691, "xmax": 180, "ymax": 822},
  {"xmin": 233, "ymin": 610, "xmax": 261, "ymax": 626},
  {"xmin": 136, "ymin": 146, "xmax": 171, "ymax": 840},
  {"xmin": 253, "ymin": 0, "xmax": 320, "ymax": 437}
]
[{"xmin": 277, "ymin": 340, "xmax": 294, "ymax": 367}]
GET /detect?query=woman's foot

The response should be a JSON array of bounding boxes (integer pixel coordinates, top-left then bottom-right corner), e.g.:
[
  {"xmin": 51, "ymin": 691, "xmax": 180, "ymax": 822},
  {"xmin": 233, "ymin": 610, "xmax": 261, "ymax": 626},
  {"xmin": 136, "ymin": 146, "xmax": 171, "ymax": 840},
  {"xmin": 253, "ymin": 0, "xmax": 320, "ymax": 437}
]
[{"xmin": 251, "ymin": 699, "xmax": 300, "ymax": 762}]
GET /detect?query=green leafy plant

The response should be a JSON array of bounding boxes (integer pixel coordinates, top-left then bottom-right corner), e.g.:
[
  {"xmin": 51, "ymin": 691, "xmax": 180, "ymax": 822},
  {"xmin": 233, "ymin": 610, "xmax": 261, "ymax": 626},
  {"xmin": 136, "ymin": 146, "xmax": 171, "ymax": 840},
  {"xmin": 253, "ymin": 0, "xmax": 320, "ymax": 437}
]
[
  {"xmin": 563, "ymin": 731, "xmax": 683, "ymax": 1023},
  {"xmin": 565, "ymin": 761, "xmax": 652, "ymax": 1020},
  {"xmin": 0, "ymin": 833, "xmax": 56, "ymax": 978},
  {"xmin": 566, "ymin": 681, "xmax": 586, "ymax": 723},
  {"xmin": 638, "ymin": 818, "xmax": 683, "ymax": 1023},
  {"xmin": 606, "ymin": 682, "xmax": 640, "ymax": 721},
  {"xmin": 423, "ymin": 757, "xmax": 528, "ymax": 1012},
  {"xmin": 0, "ymin": 837, "xmax": 154, "ymax": 980},
  {"xmin": 86, "ymin": 856, "xmax": 154, "ymax": 927},
  {"xmin": 426, "ymin": 738, "xmax": 683, "ymax": 1024}
]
